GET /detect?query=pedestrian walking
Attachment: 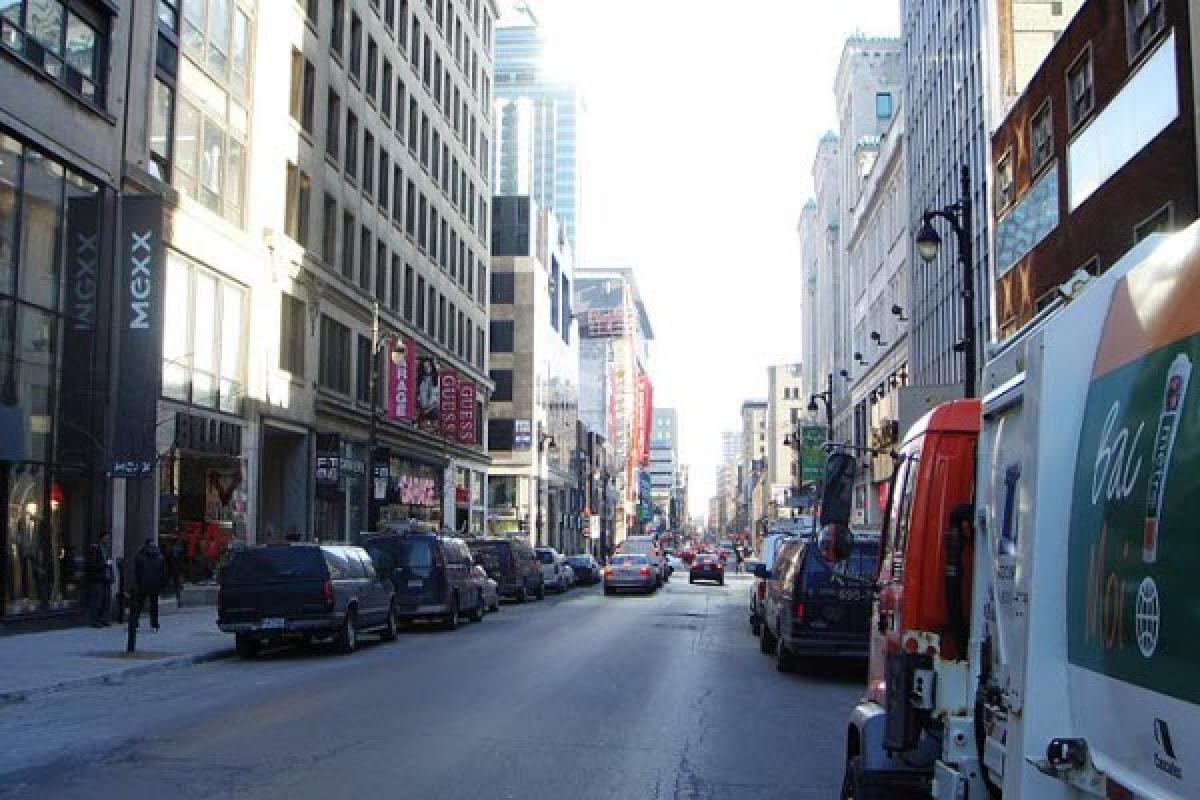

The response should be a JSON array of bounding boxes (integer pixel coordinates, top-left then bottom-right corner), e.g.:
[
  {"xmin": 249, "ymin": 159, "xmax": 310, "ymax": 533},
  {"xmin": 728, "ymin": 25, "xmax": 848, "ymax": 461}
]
[
  {"xmin": 132, "ymin": 538, "xmax": 168, "ymax": 632},
  {"xmin": 83, "ymin": 539, "xmax": 110, "ymax": 627},
  {"xmin": 166, "ymin": 538, "xmax": 186, "ymax": 608},
  {"xmin": 735, "ymin": 545, "xmax": 745, "ymax": 574}
]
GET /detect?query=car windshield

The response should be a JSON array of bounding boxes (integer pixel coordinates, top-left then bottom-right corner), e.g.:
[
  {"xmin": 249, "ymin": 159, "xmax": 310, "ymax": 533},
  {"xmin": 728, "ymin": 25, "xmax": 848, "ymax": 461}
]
[
  {"xmin": 611, "ymin": 555, "xmax": 647, "ymax": 565},
  {"xmin": 222, "ymin": 547, "xmax": 324, "ymax": 584},
  {"xmin": 696, "ymin": 554, "xmax": 718, "ymax": 564},
  {"xmin": 536, "ymin": 550, "xmax": 555, "ymax": 564},
  {"xmin": 566, "ymin": 556, "xmax": 590, "ymax": 566}
]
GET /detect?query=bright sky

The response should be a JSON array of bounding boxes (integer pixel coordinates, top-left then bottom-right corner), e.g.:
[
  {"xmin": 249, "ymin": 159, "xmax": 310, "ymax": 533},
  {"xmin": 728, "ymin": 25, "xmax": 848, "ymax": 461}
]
[{"xmin": 527, "ymin": 0, "xmax": 901, "ymax": 515}]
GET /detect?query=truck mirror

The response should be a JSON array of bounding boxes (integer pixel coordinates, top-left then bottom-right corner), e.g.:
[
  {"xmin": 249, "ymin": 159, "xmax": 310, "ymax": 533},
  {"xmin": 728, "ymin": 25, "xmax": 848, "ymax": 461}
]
[
  {"xmin": 818, "ymin": 453, "xmax": 857, "ymax": 527},
  {"xmin": 818, "ymin": 523, "xmax": 854, "ymax": 562},
  {"xmin": 752, "ymin": 563, "xmax": 770, "ymax": 579}
]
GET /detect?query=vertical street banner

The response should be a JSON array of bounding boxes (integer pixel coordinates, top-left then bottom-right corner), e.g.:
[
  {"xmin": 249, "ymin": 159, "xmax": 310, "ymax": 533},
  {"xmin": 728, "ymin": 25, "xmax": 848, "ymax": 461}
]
[
  {"xmin": 111, "ymin": 194, "xmax": 165, "ymax": 477},
  {"xmin": 457, "ymin": 380, "xmax": 476, "ymax": 445},
  {"xmin": 386, "ymin": 335, "xmax": 416, "ymax": 420},
  {"xmin": 415, "ymin": 355, "xmax": 440, "ymax": 431},
  {"xmin": 439, "ymin": 369, "xmax": 459, "ymax": 440},
  {"xmin": 58, "ymin": 194, "xmax": 100, "ymax": 468},
  {"xmin": 801, "ymin": 426, "xmax": 826, "ymax": 483}
]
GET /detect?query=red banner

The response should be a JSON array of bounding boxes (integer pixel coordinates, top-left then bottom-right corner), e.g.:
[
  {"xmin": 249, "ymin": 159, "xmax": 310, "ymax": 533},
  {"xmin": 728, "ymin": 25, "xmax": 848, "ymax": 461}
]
[
  {"xmin": 386, "ymin": 336, "xmax": 416, "ymax": 420},
  {"xmin": 457, "ymin": 381, "xmax": 476, "ymax": 445},
  {"xmin": 439, "ymin": 370, "xmax": 459, "ymax": 440}
]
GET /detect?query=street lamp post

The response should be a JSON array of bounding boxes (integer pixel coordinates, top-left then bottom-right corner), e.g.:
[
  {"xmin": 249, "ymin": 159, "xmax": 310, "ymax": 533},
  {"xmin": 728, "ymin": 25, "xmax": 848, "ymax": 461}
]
[
  {"xmin": 367, "ymin": 302, "xmax": 406, "ymax": 533},
  {"xmin": 807, "ymin": 372, "xmax": 835, "ymax": 439},
  {"xmin": 915, "ymin": 164, "xmax": 976, "ymax": 399}
]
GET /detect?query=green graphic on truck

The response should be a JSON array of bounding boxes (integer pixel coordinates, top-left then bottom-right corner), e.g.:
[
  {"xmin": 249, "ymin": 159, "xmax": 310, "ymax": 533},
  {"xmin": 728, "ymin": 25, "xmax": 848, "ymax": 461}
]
[{"xmin": 1068, "ymin": 328, "xmax": 1200, "ymax": 703}]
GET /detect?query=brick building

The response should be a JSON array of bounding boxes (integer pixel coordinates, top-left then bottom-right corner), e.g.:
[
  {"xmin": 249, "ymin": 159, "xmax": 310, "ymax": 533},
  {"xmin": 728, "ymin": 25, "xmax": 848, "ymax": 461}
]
[{"xmin": 991, "ymin": 0, "xmax": 1196, "ymax": 335}]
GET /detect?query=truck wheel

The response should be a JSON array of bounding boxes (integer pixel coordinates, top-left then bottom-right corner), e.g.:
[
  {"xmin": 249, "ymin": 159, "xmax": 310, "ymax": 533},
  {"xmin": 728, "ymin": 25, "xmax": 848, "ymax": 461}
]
[
  {"xmin": 235, "ymin": 634, "xmax": 259, "ymax": 659},
  {"xmin": 381, "ymin": 606, "xmax": 399, "ymax": 642},
  {"xmin": 840, "ymin": 756, "xmax": 882, "ymax": 800},
  {"xmin": 337, "ymin": 611, "xmax": 359, "ymax": 654},
  {"xmin": 469, "ymin": 594, "xmax": 485, "ymax": 623},
  {"xmin": 776, "ymin": 635, "xmax": 797, "ymax": 673},
  {"xmin": 759, "ymin": 623, "xmax": 777, "ymax": 654}
]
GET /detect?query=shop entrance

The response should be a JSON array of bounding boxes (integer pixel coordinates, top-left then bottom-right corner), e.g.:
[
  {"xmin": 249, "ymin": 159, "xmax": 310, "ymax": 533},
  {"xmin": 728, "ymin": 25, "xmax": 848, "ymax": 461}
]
[
  {"xmin": 259, "ymin": 426, "xmax": 308, "ymax": 543},
  {"xmin": 158, "ymin": 452, "xmax": 246, "ymax": 586}
]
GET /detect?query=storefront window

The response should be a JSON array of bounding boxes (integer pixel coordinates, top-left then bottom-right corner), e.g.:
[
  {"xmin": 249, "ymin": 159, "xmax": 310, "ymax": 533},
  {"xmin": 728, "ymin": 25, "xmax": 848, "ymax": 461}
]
[
  {"xmin": 19, "ymin": 148, "xmax": 64, "ymax": 311},
  {"xmin": 379, "ymin": 458, "xmax": 442, "ymax": 527}
]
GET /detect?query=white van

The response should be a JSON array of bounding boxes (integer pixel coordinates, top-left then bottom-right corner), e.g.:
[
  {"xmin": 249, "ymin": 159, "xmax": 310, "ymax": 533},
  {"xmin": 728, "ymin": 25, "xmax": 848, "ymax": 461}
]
[{"xmin": 617, "ymin": 536, "xmax": 666, "ymax": 587}]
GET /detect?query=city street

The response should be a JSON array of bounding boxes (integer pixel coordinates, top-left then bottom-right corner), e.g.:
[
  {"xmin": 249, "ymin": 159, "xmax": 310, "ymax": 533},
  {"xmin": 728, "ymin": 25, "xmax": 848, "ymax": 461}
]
[{"xmin": 0, "ymin": 573, "xmax": 863, "ymax": 800}]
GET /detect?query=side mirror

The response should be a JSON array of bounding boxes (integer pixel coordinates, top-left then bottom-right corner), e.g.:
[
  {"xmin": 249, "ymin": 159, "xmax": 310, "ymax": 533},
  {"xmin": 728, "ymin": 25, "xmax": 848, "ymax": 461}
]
[
  {"xmin": 818, "ymin": 523, "xmax": 854, "ymax": 562},
  {"xmin": 752, "ymin": 563, "xmax": 770, "ymax": 579}
]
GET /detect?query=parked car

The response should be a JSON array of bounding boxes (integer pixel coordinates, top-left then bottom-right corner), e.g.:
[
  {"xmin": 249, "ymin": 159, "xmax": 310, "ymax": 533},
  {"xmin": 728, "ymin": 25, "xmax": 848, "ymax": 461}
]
[
  {"xmin": 689, "ymin": 552, "xmax": 725, "ymax": 585},
  {"xmin": 466, "ymin": 537, "xmax": 545, "ymax": 602},
  {"xmin": 565, "ymin": 554, "xmax": 600, "ymax": 585},
  {"xmin": 364, "ymin": 526, "xmax": 485, "ymax": 630},
  {"xmin": 471, "ymin": 564, "xmax": 500, "ymax": 613},
  {"xmin": 217, "ymin": 544, "xmax": 397, "ymax": 658},
  {"xmin": 758, "ymin": 531, "xmax": 880, "ymax": 671},
  {"xmin": 535, "ymin": 547, "xmax": 571, "ymax": 593},
  {"xmin": 603, "ymin": 554, "xmax": 657, "ymax": 595},
  {"xmin": 749, "ymin": 533, "xmax": 797, "ymax": 636}
]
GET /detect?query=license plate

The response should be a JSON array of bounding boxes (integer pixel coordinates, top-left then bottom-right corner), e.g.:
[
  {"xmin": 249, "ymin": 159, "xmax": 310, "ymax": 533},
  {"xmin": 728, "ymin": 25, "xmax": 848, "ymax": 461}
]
[
  {"xmin": 407, "ymin": 580, "xmax": 424, "ymax": 589},
  {"xmin": 260, "ymin": 618, "xmax": 285, "ymax": 630}
]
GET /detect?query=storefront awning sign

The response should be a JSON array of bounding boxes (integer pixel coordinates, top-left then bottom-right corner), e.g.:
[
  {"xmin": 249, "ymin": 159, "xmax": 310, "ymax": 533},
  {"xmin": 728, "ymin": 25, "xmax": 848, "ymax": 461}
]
[
  {"xmin": 439, "ymin": 369, "xmax": 459, "ymax": 440},
  {"xmin": 387, "ymin": 336, "xmax": 416, "ymax": 421}
]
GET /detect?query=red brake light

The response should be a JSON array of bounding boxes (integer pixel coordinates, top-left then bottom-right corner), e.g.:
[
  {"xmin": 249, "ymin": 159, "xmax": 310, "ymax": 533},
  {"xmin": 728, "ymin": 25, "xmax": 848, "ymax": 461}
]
[
  {"xmin": 793, "ymin": 601, "xmax": 806, "ymax": 620},
  {"xmin": 604, "ymin": 567, "xmax": 614, "ymax": 576},
  {"xmin": 322, "ymin": 578, "xmax": 334, "ymax": 609},
  {"xmin": 639, "ymin": 566, "xmax": 650, "ymax": 576},
  {"xmin": 716, "ymin": 563, "xmax": 724, "ymax": 570}
]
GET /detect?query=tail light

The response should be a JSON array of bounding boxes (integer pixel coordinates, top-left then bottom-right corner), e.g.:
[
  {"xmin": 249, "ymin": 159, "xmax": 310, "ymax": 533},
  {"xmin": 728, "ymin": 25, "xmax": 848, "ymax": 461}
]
[
  {"xmin": 793, "ymin": 600, "xmax": 806, "ymax": 620},
  {"xmin": 322, "ymin": 578, "xmax": 334, "ymax": 610},
  {"xmin": 639, "ymin": 566, "xmax": 650, "ymax": 576},
  {"xmin": 716, "ymin": 563, "xmax": 724, "ymax": 570},
  {"xmin": 604, "ymin": 567, "xmax": 614, "ymax": 577}
]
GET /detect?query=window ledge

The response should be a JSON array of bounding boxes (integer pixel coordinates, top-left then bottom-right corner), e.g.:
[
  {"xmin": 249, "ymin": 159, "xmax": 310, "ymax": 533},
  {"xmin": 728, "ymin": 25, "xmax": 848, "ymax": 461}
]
[{"xmin": 0, "ymin": 44, "xmax": 115, "ymax": 124}]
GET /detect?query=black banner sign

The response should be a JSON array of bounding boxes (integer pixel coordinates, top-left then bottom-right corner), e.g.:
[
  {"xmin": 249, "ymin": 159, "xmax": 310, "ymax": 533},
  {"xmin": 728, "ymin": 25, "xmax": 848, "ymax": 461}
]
[
  {"xmin": 57, "ymin": 195, "xmax": 100, "ymax": 469},
  {"xmin": 315, "ymin": 432, "xmax": 341, "ymax": 487},
  {"xmin": 173, "ymin": 411, "xmax": 242, "ymax": 456},
  {"xmin": 111, "ymin": 194, "xmax": 165, "ymax": 477}
]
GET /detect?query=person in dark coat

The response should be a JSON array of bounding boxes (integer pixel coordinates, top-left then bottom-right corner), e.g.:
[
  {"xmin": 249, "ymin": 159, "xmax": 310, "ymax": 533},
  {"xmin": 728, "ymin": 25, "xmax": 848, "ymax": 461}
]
[
  {"xmin": 132, "ymin": 538, "xmax": 168, "ymax": 631},
  {"xmin": 83, "ymin": 542, "xmax": 108, "ymax": 627}
]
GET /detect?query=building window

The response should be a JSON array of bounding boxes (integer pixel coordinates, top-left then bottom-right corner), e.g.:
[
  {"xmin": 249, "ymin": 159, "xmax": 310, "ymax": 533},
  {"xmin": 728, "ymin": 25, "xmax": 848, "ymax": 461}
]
[
  {"xmin": 322, "ymin": 194, "xmax": 337, "ymax": 264},
  {"xmin": 149, "ymin": 78, "xmax": 175, "ymax": 181},
  {"xmin": 345, "ymin": 110, "xmax": 358, "ymax": 179},
  {"xmin": 415, "ymin": 274, "xmax": 426, "ymax": 328},
  {"xmin": 426, "ymin": 286, "xmax": 436, "ymax": 336},
  {"xmin": 437, "ymin": 295, "xmax": 446, "ymax": 344},
  {"xmin": 995, "ymin": 151, "xmax": 1014, "ymax": 213},
  {"xmin": 378, "ymin": 150, "xmax": 389, "ymax": 210},
  {"xmin": 1134, "ymin": 204, "xmax": 1173, "ymax": 243},
  {"xmin": 389, "ymin": 254, "xmax": 401, "ymax": 312},
  {"xmin": 490, "ymin": 272, "xmax": 514, "ymax": 303},
  {"xmin": 162, "ymin": 254, "xmax": 247, "ymax": 413},
  {"xmin": 349, "ymin": 12, "xmax": 362, "ymax": 80},
  {"xmin": 284, "ymin": 163, "xmax": 311, "ymax": 246},
  {"xmin": 289, "ymin": 52, "xmax": 316, "ymax": 133},
  {"xmin": 280, "ymin": 293, "xmax": 306, "ymax": 375},
  {"xmin": 366, "ymin": 35, "xmax": 377, "ymax": 98},
  {"xmin": 356, "ymin": 334, "xmax": 372, "ymax": 403},
  {"xmin": 375, "ymin": 241, "xmax": 387, "ymax": 300},
  {"xmin": 404, "ymin": 264, "xmax": 415, "ymax": 321},
  {"xmin": 1030, "ymin": 100, "xmax": 1053, "ymax": 175},
  {"xmin": 326, "ymin": 89, "xmax": 341, "ymax": 159},
  {"xmin": 489, "ymin": 320, "xmax": 514, "ymax": 353},
  {"xmin": 381, "ymin": 60, "xmax": 392, "ymax": 118},
  {"xmin": 875, "ymin": 92, "xmax": 893, "ymax": 119},
  {"xmin": 331, "ymin": 0, "xmax": 344, "ymax": 56},
  {"xmin": 359, "ymin": 226, "xmax": 372, "ymax": 291},
  {"xmin": 0, "ymin": 0, "xmax": 108, "ymax": 107},
  {"xmin": 341, "ymin": 211, "xmax": 355, "ymax": 279},
  {"xmin": 180, "ymin": 0, "xmax": 253, "ymax": 98},
  {"xmin": 363, "ymin": 130, "xmax": 375, "ymax": 197},
  {"xmin": 1067, "ymin": 47, "xmax": 1094, "ymax": 131},
  {"xmin": 1126, "ymin": 0, "xmax": 1165, "ymax": 61},
  {"xmin": 318, "ymin": 315, "xmax": 351, "ymax": 393},
  {"xmin": 173, "ymin": 95, "xmax": 248, "ymax": 227}
]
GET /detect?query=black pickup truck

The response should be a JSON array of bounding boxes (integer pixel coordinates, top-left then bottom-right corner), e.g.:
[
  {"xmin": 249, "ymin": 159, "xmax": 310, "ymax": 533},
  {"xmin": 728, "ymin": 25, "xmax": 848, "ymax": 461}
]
[{"xmin": 217, "ymin": 544, "xmax": 397, "ymax": 657}]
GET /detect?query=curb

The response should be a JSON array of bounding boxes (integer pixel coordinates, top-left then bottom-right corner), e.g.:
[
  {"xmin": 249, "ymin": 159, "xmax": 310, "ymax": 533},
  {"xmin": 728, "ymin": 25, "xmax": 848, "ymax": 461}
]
[{"xmin": 0, "ymin": 646, "xmax": 234, "ymax": 706}]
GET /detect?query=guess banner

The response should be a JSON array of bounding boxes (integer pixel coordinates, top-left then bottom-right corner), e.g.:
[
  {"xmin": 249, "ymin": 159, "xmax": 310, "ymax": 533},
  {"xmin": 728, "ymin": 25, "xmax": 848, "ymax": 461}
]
[
  {"xmin": 387, "ymin": 336, "xmax": 416, "ymax": 420},
  {"xmin": 457, "ymin": 381, "xmax": 477, "ymax": 445},
  {"xmin": 111, "ymin": 194, "xmax": 165, "ymax": 477},
  {"xmin": 439, "ymin": 370, "xmax": 459, "ymax": 440}
]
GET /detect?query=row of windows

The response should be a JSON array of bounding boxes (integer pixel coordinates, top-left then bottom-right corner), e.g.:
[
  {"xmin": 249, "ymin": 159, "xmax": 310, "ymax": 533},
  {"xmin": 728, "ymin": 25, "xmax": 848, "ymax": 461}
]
[{"xmin": 318, "ymin": 80, "xmax": 490, "ymax": 244}]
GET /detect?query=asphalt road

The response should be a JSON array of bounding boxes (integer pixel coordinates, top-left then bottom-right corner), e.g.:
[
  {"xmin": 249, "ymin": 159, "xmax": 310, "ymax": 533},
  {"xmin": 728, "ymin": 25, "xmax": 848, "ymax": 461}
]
[{"xmin": 0, "ymin": 572, "xmax": 864, "ymax": 799}]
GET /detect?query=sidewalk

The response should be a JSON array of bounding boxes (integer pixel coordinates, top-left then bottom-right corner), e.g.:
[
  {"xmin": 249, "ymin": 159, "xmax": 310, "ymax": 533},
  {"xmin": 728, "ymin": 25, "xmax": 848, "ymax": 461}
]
[{"xmin": 0, "ymin": 604, "xmax": 232, "ymax": 704}]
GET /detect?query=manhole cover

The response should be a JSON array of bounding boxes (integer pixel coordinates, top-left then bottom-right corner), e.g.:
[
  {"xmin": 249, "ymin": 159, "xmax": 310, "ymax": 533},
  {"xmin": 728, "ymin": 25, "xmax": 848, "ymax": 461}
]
[{"xmin": 82, "ymin": 650, "xmax": 178, "ymax": 660}]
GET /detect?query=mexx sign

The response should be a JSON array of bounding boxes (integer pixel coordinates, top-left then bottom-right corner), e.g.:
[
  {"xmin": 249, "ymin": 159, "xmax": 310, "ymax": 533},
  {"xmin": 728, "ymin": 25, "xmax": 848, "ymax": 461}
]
[{"xmin": 110, "ymin": 194, "xmax": 165, "ymax": 477}]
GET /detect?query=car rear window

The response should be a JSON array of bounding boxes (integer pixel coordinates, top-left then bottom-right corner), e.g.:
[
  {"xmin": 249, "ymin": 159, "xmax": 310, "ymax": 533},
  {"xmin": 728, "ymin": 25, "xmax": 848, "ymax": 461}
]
[
  {"xmin": 695, "ymin": 554, "xmax": 718, "ymax": 564},
  {"xmin": 223, "ymin": 547, "xmax": 325, "ymax": 584},
  {"xmin": 802, "ymin": 542, "xmax": 880, "ymax": 586},
  {"xmin": 566, "ymin": 556, "xmax": 590, "ymax": 567},
  {"xmin": 536, "ymin": 550, "xmax": 555, "ymax": 564},
  {"xmin": 611, "ymin": 554, "xmax": 647, "ymax": 565},
  {"xmin": 468, "ymin": 542, "xmax": 511, "ymax": 573}
]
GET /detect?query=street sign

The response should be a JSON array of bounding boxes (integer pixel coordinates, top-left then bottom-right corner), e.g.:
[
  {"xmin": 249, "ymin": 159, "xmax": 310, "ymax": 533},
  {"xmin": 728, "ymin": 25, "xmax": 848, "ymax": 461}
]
[{"xmin": 800, "ymin": 425, "xmax": 826, "ymax": 483}]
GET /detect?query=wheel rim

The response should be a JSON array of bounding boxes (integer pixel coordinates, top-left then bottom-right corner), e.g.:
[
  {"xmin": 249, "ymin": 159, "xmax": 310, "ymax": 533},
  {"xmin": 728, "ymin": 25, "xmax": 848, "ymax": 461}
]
[{"xmin": 347, "ymin": 618, "xmax": 357, "ymax": 649}]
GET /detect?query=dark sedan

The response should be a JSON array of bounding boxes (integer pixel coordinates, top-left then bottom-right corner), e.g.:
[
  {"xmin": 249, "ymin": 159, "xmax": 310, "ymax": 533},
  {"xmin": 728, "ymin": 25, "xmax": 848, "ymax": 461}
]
[
  {"xmin": 566, "ymin": 554, "xmax": 600, "ymax": 585},
  {"xmin": 689, "ymin": 553, "xmax": 725, "ymax": 586}
]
